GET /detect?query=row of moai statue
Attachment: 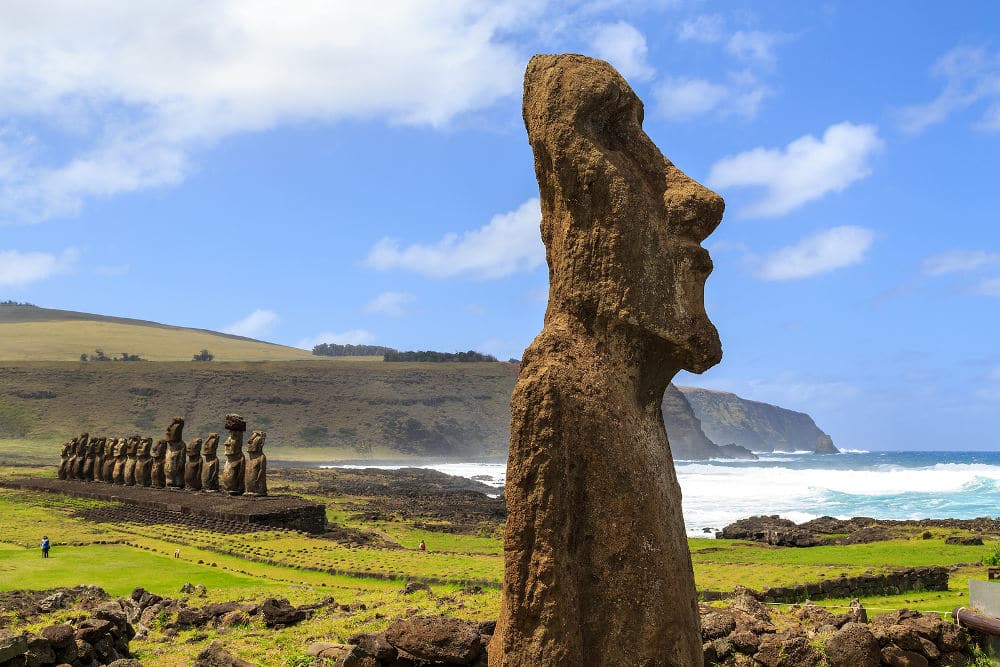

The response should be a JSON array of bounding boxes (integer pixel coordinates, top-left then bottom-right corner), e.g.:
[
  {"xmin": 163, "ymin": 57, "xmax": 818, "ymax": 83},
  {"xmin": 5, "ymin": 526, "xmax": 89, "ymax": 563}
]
[{"xmin": 56, "ymin": 414, "xmax": 267, "ymax": 496}]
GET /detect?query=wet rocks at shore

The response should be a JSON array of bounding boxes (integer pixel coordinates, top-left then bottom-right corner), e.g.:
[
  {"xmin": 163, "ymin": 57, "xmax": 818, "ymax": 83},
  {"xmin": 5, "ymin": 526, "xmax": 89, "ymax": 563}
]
[{"xmin": 719, "ymin": 514, "xmax": 1000, "ymax": 546}]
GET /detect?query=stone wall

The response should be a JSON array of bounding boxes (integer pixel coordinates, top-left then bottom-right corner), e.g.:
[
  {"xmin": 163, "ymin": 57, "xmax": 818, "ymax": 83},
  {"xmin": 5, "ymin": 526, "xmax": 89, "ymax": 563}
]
[{"xmin": 702, "ymin": 566, "xmax": 949, "ymax": 603}]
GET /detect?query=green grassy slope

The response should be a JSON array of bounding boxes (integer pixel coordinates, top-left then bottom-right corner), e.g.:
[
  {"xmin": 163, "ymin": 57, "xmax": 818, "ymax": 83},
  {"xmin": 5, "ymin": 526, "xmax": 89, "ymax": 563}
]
[{"xmin": 0, "ymin": 305, "xmax": 312, "ymax": 362}]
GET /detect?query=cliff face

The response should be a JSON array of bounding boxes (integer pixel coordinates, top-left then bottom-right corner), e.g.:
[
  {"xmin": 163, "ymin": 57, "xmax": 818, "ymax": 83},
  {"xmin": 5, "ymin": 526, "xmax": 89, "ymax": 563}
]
[
  {"xmin": 662, "ymin": 385, "xmax": 756, "ymax": 460},
  {"xmin": 678, "ymin": 386, "xmax": 838, "ymax": 454}
]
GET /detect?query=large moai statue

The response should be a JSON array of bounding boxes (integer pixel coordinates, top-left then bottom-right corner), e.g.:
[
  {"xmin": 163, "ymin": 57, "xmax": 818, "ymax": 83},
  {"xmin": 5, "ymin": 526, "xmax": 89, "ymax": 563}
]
[
  {"xmin": 201, "ymin": 433, "xmax": 221, "ymax": 492},
  {"xmin": 185, "ymin": 438, "xmax": 204, "ymax": 491},
  {"xmin": 135, "ymin": 437, "xmax": 153, "ymax": 487},
  {"xmin": 81, "ymin": 438, "xmax": 99, "ymax": 481},
  {"xmin": 91, "ymin": 438, "xmax": 104, "ymax": 482},
  {"xmin": 100, "ymin": 439, "xmax": 116, "ymax": 482},
  {"xmin": 489, "ymin": 55, "xmax": 724, "ymax": 667},
  {"xmin": 150, "ymin": 439, "xmax": 167, "ymax": 489},
  {"xmin": 123, "ymin": 436, "xmax": 140, "ymax": 486},
  {"xmin": 220, "ymin": 414, "xmax": 247, "ymax": 496},
  {"xmin": 58, "ymin": 440, "xmax": 74, "ymax": 480},
  {"xmin": 72, "ymin": 433, "xmax": 90, "ymax": 480},
  {"xmin": 244, "ymin": 431, "xmax": 268, "ymax": 497},
  {"xmin": 164, "ymin": 417, "xmax": 186, "ymax": 489},
  {"xmin": 111, "ymin": 438, "xmax": 128, "ymax": 485}
]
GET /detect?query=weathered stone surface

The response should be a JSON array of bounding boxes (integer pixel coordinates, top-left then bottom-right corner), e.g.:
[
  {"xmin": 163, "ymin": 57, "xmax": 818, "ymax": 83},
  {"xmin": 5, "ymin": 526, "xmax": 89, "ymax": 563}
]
[
  {"xmin": 193, "ymin": 641, "xmax": 258, "ymax": 667},
  {"xmin": 386, "ymin": 615, "xmax": 483, "ymax": 665},
  {"xmin": 348, "ymin": 632, "xmax": 398, "ymax": 661},
  {"xmin": 824, "ymin": 622, "xmax": 880, "ymax": 667},
  {"xmin": 880, "ymin": 644, "xmax": 929, "ymax": 667},
  {"xmin": 701, "ymin": 611, "xmax": 737, "ymax": 640},
  {"xmin": 490, "ymin": 53, "xmax": 724, "ymax": 667},
  {"xmin": 254, "ymin": 598, "xmax": 308, "ymax": 628},
  {"xmin": 185, "ymin": 438, "xmax": 204, "ymax": 491},
  {"xmin": 221, "ymin": 418, "xmax": 246, "ymax": 496},
  {"xmin": 0, "ymin": 631, "xmax": 28, "ymax": 663},
  {"xmin": 202, "ymin": 433, "xmax": 222, "ymax": 491},
  {"xmin": 243, "ymin": 431, "xmax": 267, "ymax": 496},
  {"xmin": 753, "ymin": 635, "xmax": 823, "ymax": 667},
  {"xmin": 164, "ymin": 417, "xmax": 186, "ymax": 489},
  {"xmin": 25, "ymin": 635, "xmax": 55, "ymax": 666},
  {"xmin": 39, "ymin": 625, "xmax": 74, "ymax": 650}
]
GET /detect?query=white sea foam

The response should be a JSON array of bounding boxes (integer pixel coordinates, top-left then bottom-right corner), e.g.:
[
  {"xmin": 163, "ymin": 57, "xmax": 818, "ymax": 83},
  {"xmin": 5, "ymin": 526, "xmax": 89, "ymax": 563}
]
[{"xmin": 327, "ymin": 454, "xmax": 1000, "ymax": 537}]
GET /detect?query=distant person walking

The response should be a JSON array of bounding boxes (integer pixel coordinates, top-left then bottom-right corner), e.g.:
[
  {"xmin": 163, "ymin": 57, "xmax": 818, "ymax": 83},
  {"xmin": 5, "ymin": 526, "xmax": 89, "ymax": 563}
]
[
  {"xmin": 40, "ymin": 536, "xmax": 50, "ymax": 558},
  {"xmin": 419, "ymin": 540, "xmax": 426, "ymax": 552}
]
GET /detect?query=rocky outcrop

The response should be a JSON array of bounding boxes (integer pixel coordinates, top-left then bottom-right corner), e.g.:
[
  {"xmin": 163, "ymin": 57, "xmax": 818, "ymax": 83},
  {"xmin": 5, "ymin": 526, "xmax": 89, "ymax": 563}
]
[
  {"xmin": 679, "ymin": 386, "xmax": 838, "ymax": 454},
  {"xmin": 492, "ymin": 54, "xmax": 725, "ymax": 666},
  {"xmin": 662, "ymin": 384, "xmax": 756, "ymax": 459},
  {"xmin": 0, "ymin": 600, "xmax": 136, "ymax": 666}
]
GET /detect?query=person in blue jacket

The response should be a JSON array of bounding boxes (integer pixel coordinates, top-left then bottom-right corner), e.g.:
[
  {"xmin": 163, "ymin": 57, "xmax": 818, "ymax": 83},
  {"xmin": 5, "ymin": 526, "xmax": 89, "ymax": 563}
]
[{"xmin": 40, "ymin": 536, "xmax": 50, "ymax": 558}]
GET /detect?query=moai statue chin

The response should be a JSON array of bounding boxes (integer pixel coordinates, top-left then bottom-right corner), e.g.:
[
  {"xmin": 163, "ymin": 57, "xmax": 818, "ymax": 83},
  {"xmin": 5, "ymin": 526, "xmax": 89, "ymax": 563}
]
[
  {"xmin": 244, "ymin": 431, "xmax": 268, "ymax": 497},
  {"xmin": 111, "ymin": 438, "xmax": 128, "ymax": 485},
  {"xmin": 123, "ymin": 436, "xmax": 140, "ymax": 486},
  {"xmin": 150, "ymin": 439, "xmax": 167, "ymax": 489},
  {"xmin": 201, "ymin": 433, "xmax": 221, "ymax": 492},
  {"xmin": 490, "ymin": 55, "xmax": 724, "ymax": 667},
  {"xmin": 135, "ymin": 437, "xmax": 153, "ymax": 487},
  {"xmin": 185, "ymin": 438, "xmax": 204, "ymax": 491},
  {"xmin": 220, "ymin": 414, "xmax": 247, "ymax": 496},
  {"xmin": 164, "ymin": 417, "xmax": 186, "ymax": 489}
]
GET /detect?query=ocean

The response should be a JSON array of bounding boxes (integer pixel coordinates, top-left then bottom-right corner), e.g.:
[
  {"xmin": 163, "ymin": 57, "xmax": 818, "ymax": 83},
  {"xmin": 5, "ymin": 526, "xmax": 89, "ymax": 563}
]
[{"xmin": 334, "ymin": 450, "xmax": 1000, "ymax": 537}]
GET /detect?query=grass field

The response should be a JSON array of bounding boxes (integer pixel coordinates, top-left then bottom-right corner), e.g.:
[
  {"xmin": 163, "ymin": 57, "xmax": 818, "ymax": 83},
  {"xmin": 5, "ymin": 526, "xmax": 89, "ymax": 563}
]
[{"xmin": 0, "ymin": 454, "xmax": 995, "ymax": 666}]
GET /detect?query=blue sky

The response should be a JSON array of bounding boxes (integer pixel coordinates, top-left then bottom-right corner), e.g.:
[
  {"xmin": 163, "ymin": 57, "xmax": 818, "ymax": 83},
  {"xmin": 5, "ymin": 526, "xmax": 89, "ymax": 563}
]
[{"xmin": 2, "ymin": 1, "xmax": 999, "ymax": 451}]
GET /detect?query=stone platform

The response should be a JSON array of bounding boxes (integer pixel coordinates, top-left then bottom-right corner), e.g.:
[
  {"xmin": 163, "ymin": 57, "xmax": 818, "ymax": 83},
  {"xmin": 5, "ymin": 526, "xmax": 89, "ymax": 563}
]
[{"xmin": 4, "ymin": 478, "xmax": 327, "ymax": 534}]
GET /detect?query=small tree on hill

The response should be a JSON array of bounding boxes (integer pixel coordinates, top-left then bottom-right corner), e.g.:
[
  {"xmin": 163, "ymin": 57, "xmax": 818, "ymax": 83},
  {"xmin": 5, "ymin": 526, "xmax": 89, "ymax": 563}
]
[{"xmin": 192, "ymin": 349, "xmax": 214, "ymax": 362}]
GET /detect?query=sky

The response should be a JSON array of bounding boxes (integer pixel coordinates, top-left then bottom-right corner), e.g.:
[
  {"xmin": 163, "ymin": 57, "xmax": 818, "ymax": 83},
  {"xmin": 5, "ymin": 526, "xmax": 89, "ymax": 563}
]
[{"xmin": 2, "ymin": 1, "xmax": 999, "ymax": 451}]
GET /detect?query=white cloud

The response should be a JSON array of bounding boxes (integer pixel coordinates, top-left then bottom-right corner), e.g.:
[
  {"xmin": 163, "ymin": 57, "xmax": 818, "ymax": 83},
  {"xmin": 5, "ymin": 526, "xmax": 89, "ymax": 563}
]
[
  {"xmin": 922, "ymin": 250, "xmax": 1000, "ymax": 276},
  {"xmin": 655, "ymin": 71, "xmax": 770, "ymax": 121},
  {"xmin": 590, "ymin": 21, "xmax": 654, "ymax": 82},
  {"xmin": 95, "ymin": 263, "xmax": 130, "ymax": 277},
  {"xmin": 755, "ymin": 226, "xmax": 875, "ymax": 281},
  {"xmin": 977, "ymin": 277, "xmax": 1000, "ymax": 297},
  {"xmin": 363, "ymin": 291, "xmax": 415, "ymax": 317},
  {"xmin": 707, "ymin": 122, "xmax": 883, "ymax": 217},
  {"xmin": 900, "ymin": 46, "xmax": 1000, "ymax": 134},
  {"xmin": 0, "ymin": 2, "xmax": 529, "ymax": 223},
  {"xmin": 676, "ymin": 15, "xmax": 724, "ymax": 44},
  {"xmin": 366, "ymin": 198, "xmax": 543, "ymax": 279},
  {"xmin": 296, "ymin": 329, "xmax": 375, "ymax": 349},
  {"xmin": 726, "ymin": 30, "xmax": 787, "ymax": 66},
  {"xmin": 223, "ymin": 309, "xmax": 279, "ymax": 339},
  {"xmin": 0, "ymin": 247, "xmax": 77, "ymax": 286}
]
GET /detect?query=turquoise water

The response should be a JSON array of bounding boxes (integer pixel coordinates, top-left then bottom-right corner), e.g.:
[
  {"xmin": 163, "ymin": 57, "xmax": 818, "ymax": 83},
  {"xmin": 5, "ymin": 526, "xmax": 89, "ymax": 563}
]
[{"xmin": 336, "ymin": 450, "xmax": 1000, "ymax": 536}]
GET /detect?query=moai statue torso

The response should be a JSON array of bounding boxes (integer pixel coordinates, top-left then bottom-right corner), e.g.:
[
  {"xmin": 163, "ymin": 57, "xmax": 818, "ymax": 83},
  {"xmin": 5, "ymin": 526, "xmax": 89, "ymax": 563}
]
[
  {"xmin": 111, "ymin": 439, "xmax": 129, "ymax": 484},
  {"xmin": 100, "ymin": 439, "xmax": 116, "ymax": 482},
  {"xmin": 164, "ymin": 417, "xmax": 186, "ymax": 489},
  {"xmin": 150, "ymin": 440, "xmax": 167, "ymax": 488},
  {"xmin": 220, "ymin": 414, "xmax": 247, "ymax": 496},
  {"xmin": 201, "ymin": 433, "xmax": 221, "ymax": 492},
  {"xmin": 244, "ymin": 431, "xmax": 268, "ymax": 497},
  {"xmin": 135, "ymin": 438, "xmax": 153, "ymax": 487},
  {"xmin": 123, "ymin": 436, "xmax": 139, "ymax": 486},
  {"xmin": 185, "ymin": 438, "xmax": 203, "ymax": 491},
  {"xmin": 58, "ymin": 440, "xmax": 74, "ymax": 480},
  {"xmin": 82, "ymin": 438, "xmax": 99, "ymax": 481}
]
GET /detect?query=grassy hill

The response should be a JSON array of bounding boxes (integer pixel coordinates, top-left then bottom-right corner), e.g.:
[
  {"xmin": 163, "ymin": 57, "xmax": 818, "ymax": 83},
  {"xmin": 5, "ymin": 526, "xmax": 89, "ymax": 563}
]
[{"xmin": 0, "ymin": 304, "xmax": 312, "ymax": 362}]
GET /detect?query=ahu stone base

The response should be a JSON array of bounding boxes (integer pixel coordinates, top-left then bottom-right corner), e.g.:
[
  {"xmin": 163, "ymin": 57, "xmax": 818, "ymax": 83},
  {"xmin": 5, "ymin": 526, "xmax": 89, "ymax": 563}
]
[{"xmin": 5, "ymin": 478, "xmax": 327, "ymax": 534}]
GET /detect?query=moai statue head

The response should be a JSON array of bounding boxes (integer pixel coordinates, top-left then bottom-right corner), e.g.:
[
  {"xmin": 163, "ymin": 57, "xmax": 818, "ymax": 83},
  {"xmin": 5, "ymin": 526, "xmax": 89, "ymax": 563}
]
[
  {"xmin": 78, "ymin": 432, "xmax": 90, "ymax": 449},
  {"xmin": 152, "ymin": 439, "xmax": 167, "ymax": 459},
  {"xmin": 186, "ymin": 438, "xmax": 203, "ymax": 459},
  {"xmin": 61, "ymin": 442, "xmax": 72, "ymax": 458},
  {"xmin": 101, "ymin": 438, "xmax": 113, "ymax": 459},
  {"xmin": 138, "ymin": 437, "xmax": 152, "ymax": 457},
  {"xmin": 87, "ymin": 438, "xmax": 100, "ymax": 456},
  {"xmin": 246, "ymin": 431, "xmax": 266, "ymax": 455},
  {"xmin": 203, "ymin": 433, "xmax": 220, "ymax": 458},
  {"xmin": 523, "ymin": 55, "xmax": 724, "ymax": 374},
  {"xmin": 111, "ymin": 438, "xmax": 125, "ymax": 458},
  {"xmin": 126, "ymin": 436, "xmax": 140, "ymax": 457},
  {"xmin": 224, "ymin": 414, "xmax": 246, "ymax": 457},
  {"xmin": 166, "ymin": 417, "xmax": 185, "ymax": 443}
]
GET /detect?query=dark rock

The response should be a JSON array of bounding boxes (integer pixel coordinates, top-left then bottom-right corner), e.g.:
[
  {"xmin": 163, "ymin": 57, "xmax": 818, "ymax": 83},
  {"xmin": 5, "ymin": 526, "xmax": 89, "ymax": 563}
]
[
  {"xmin": 193, "ymin": 641, "xmax": 259, "ymax": 667},
  {"xmin": 40, "ymin": 625, "xmax": 74, "ymax": 650},
  {"xmin": 347, "ymin": 632, "xmax": 398, "ymax": 661},
  {"xmin": 74, "ymin": 618, "xmax": 112, "ymax": 644},
  {"xmin": 401, "ymin": 581, "xmax": 432, "ymax": 595},
  {"xmin": 107, "ymin": 660, "xmax": 144, "ymax": 667},
  {"xmin": 701, "ymin": 611, "xmax": 737, "ymax": 640},
  {"xmin": 385, "ymin": 615, "xmax": 483, "ymax": 664},
  {"xmin": 727, "ymin": 630, "xmax": 759, "ymax": 654},
  {"xmin": 944, "ymin": 535, "xmax": 983, "ymax": 545},
  {"xmin": 0, "ymin": 631, "xmax": 28, "ymax": 663},
  {"xmin": 824, "ymin": 622, "xmax": 880, "ymax": 667},
  {"xmin": 754, "ymin": 635, "xmax": 824, "ymax": 667},
  {"xmin": 24, "ymin": 636, "xmax": 55, "ymax": 667},
  {"xmin": 880, "ymin": 644, "xmax": 928, "ymax": 667},
  {"xmin": 254, "ymin": 598, "xmax": 308, "ymax": 628}
]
